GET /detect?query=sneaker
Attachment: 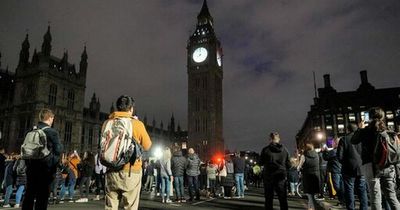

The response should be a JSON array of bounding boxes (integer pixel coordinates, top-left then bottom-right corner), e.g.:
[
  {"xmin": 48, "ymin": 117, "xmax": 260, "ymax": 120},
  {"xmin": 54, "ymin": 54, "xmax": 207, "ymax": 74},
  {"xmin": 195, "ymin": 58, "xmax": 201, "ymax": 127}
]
[
  {"xmin": 93, "ymin": 195, "xmax": 100, "ymax": 201},
  {"xmin": 75, "ymin": 198, "xmax": 88, "ymax": 203},
  {"xmin": 59, "ymin": 199, "xmax": 64, "ymax": 204},
  {"xmin": 68, "ymin": 199, "xmax": 75, "ymax": 203},
  {"xmin": 156, "ymin": 193, "xmax": 160, "ymax": 196},
  {"xmin": 180, "ymin": 198, "xmax": 186, "ymax": 203},
  {"xmin": 14, "ymin": 204, "xmax": 20, "ymax": 208},
  {"xmin": 166, "ymin": 199, "xmax": 173, "ymax": 203},
  {"xmin": 3, "ymin": 204, "xmax": 11, "ymax": 208},
  {"xmin": 162, "ymin": 199, "xmax": 165, "ymax": 203},
  {"xmin": 234, "ymin": 196, "xmax": 241, "ymax": 199}
]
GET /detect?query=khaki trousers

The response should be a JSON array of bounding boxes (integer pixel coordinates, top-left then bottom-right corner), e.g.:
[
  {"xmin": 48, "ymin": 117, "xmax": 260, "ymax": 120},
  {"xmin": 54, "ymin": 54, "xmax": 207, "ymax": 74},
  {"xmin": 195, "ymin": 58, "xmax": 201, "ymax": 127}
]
[{"xmin": 105, "ymin": 170, "xmax": 142, "ymax": 210}]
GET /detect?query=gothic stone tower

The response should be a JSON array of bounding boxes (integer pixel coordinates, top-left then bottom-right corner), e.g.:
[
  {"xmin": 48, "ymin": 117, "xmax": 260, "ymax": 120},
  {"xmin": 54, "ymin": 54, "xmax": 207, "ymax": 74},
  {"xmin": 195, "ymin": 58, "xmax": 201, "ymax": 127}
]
[
  {"xmin": 187, "ymin": 0, "xmax": 224, "ymax": 160},
  {"xmin": 8, "ymin": 26, "xmax": 87, "ymax": 151}
]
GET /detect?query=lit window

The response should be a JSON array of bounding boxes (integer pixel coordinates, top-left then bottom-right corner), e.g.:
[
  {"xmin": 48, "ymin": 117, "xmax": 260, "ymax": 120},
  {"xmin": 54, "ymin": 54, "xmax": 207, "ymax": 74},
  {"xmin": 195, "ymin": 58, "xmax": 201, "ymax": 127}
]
[
  {"xmin": 349, "ymin": 113, "xmax": 356, "ymax": 122},
  {"xmin": 338, "ymin": 124, "xmax": 345, "ymax": 133},
  {"xmin": 337, "ymin": 114, "xmax": 344, "ymax": 122},
  {"xmin": 388, "ymin": 121, "xmax": 395, "ymax": 131},
  {"xmin": 347, "ymin": 107, "xmax": 352, "ymax": 110},
  {"xmin": 361, "ymin": 111, "xmax": 368, "ymax": 121},
  {"xmin": 386, "ymin": 111, "xmax": 394, "ymax": 119},
  {"xmin": 314, "ymin": 126, "xmax": 321, "ymax": 130},
  {"xmin": 326, "ymin": 125, "xmax": 333, "ymax": 130}
]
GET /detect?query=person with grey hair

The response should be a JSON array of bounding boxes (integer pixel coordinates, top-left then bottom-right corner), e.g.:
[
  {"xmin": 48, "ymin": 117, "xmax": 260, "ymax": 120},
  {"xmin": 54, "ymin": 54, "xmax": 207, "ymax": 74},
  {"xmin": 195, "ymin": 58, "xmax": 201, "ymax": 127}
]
[{"xmin": 260, "ymin": 132, "xmax": 290, "ymax": 210}]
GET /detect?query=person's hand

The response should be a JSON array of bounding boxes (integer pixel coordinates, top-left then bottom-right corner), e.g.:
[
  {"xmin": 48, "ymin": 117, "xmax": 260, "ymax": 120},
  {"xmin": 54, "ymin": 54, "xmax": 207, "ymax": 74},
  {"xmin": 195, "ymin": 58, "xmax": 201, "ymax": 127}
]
[{"xmin": 358, "ymin": 120, "xmax": 366, "ymax": 129}]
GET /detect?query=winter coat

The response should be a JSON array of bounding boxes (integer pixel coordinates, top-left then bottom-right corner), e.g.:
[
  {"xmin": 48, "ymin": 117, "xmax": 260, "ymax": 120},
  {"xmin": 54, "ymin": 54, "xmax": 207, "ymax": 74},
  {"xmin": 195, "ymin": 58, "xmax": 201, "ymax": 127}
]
[
  {"xmin": 260, "ymin": 142, "xmax": 291, "ymax": 179},
  {"xmin": 171, "ymin": 151, "xmax": 187, "ymax": 177},
  {"xmin": 337, "ymin": 132, "xmax": 363, "ymax": 177},
  {"xmin": 217, "ymin": 160, "xmax": 227, "ymax": 177},
  {"xmin": 160, "ymin": 159, "xmax": 172, "ymax": 178},
  {"xmin": 222, "ymin": 173, "xmax": 235, "ymax": 187},
  {"xmin": 351, "ymin": 125, "xmax": 379, "ymax": 165},
  {"xmin": 13, "ymin": 159, "xmax": 27, "ymax": 186},
  {"xmin": 186, "ymin": 154, "xmax": 201, "ymax": 176},
  {"xmin": 207, "ymin": 164, "xmax": 218, "ymax": 180},
  {"xmin": 232, "ymin": 156, "xmax": 246, "ymax": 174},
  {"xmin": 3, "ymin": 160, "xmax": 15, "ymax": 187},
  {"xmin": 301, "ymin": 150, "xmax": 320, "ymax": 194},
  {"xmin": 322, "ymin": 148, "xmax": 342, "ymax": 174},
  {"xmin": 77, "ymin": 160, "xmax": 94, "ymax": 178},
  {"xmin": 146, "ymin": 163, "xmax": 155, "ymax": 176},
  {"xmin": 37, "ymin": 122, "xmax": 62, "ymax": 170}
]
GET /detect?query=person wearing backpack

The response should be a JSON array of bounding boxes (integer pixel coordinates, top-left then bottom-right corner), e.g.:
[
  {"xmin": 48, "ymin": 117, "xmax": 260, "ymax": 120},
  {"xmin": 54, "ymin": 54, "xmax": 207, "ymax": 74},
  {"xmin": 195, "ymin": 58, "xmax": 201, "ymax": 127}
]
[
  {"xmin": 12, "ymin": 155, "xmax": 27, "ymax": 208},
  {"xmin": 2, "ymin": 154, "xmax": 16, "ymax": 208},
  {"xmin": 351, "ymin": 107, "xmax": 400, "ymax": 210},
  {"xmin": 103, "ymin": 95, "xmax": 152, "ymax": 210},
  {"xmin": 22, "ymin": 108, "xmax": 62, "ymax": 210}
]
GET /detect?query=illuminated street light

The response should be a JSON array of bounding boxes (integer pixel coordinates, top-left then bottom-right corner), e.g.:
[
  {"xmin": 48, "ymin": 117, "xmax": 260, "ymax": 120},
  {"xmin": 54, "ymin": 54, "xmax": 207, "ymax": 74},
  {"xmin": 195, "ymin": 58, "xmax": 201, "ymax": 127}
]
[
  {"xmin": 245, "ymin": 156, "xmax": 248, "ymax": 160},
  {"xmin": 316, "ymin": 132, "xmax": 324, "ymax": 141},
  {"xmin": 250, "ymin": 159, "xmax": 253, "ymax": 163},
  {"xmin": 153, "ymin": 146, "xmax": 163, "ymax": 159}
]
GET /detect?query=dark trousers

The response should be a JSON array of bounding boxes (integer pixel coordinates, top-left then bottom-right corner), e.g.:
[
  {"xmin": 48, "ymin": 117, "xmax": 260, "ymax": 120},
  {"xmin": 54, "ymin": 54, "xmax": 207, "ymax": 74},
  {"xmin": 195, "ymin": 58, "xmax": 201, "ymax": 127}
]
[
  {"xmin": 263, "ymin": 177, "xmax": 288, "ymax": 210},
  {"xmin": 95, "ymin": 173, "xmax": 105, "ymax": 195},
  {"xmin": 187, "ymin": 175, "xmax": 200, "ymax": 200},
  {"xmin": 343, "ymin": 174, "xmax": 368, "ymax": 210},
  {"xmin": 22, "ymin": 160, "xmax": 55, "ymax": 210}
]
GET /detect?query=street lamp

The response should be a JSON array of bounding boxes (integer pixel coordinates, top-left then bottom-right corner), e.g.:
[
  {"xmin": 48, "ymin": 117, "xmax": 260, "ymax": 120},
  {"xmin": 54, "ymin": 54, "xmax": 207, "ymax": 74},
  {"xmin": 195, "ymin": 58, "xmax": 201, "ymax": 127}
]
[{"xmin": 153, "ymin": 146, "xmax": 163, "ymax": 159}]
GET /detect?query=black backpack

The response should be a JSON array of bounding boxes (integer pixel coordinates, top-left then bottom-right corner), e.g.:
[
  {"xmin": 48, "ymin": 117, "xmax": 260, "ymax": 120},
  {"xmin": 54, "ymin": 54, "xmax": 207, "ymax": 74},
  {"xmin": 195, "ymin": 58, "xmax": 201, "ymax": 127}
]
[{"xmin": 374, "ymin": 131, "xmax": 400, "ymax": 169}]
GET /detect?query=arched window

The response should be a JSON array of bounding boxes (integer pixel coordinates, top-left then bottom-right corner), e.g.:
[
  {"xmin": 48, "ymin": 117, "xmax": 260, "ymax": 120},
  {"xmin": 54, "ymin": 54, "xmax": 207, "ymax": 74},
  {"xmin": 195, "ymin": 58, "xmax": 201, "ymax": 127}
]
[
  {"xmin": 48, "ymin": 84, "xmax": 57, "ymax": 106},
  {"xmin": 67, "ymin": 90, "xmax": 75, "ymax": 110}
]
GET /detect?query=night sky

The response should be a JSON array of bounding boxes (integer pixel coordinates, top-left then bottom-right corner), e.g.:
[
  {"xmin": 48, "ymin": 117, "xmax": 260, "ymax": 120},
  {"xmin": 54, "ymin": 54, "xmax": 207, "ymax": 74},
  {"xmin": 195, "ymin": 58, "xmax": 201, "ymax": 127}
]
[{"xmin": 1, "ymin": 1, "xmax": 399, "ymax": 153}]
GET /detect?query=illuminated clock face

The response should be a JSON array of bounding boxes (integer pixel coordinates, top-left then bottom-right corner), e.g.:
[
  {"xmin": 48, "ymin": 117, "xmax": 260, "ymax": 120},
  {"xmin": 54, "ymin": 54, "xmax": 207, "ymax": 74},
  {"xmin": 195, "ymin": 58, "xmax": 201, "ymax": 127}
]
[
  {"xmin": 216, "ymin": 50, "xmax": 222, "ymax": 66},
  {"xmin": 192, "ymin": 47, "xmax": 208, "ymax": 63}
]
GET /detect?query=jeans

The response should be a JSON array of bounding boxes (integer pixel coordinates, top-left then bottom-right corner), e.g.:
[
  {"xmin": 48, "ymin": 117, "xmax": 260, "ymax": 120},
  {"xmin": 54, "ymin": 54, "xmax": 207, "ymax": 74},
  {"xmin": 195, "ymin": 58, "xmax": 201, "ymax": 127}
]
[
  {"xmin": 59, "ymin": 178, "xmax": 76, "ymax": 200},
  {"xmin": 174, "ymin": 176, "xmax": 184, "ymax": 199},
  {"xmin": 16, "ymin": 185, "xmax": 25, "ymax": 205},
  {"xmin": 144, "ymin": 175, "xmax": 154, "ymax": 191},
  {"xmin": 306, "ymin": 193, "xmax": 316, "ymax": 209},
  {"xmin": 289, "ymin": 182, "xmax": 298, "ymax": 194},
  {"xmin": 362, "ymin": 163, "xmax": 400, "ymax": 210},
  {"xmin": 235, "ymin": 173, "xmax": 244, "ymax": 197},
  {"xmin": 3, "ymin": 185, "xmax": 13, "ymax": 205},
  {"xmin": 343, "ymin": 174, "xmax": 368, "ymax": 210},
  {"xmin": 187, "ymin": 175, "xmax": 200, "ymax": 200},
  {"xmin": 331, "ymin": 173, "xmax": 345, "ymax": 204},
  {"xmin": 161, "ymin": 176, "xmax": 171, "ymax": 200},
  {"xmin": 209, "ymin": 179, "xmax": 216, "ymax": 196}
]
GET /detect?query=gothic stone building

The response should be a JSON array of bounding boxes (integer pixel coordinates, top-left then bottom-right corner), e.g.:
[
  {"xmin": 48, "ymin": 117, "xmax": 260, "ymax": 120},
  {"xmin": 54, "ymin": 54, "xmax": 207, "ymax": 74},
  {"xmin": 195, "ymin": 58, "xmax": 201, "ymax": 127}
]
[
  {"xmin": 296, "ymin": 70, "xmax": 400, "ymax": 149},
  {"xmin": 187, "ymin": 0, "xmax": 224, "ymax": 160},
  {"xmin": 0, "ymin": 26, "xmax": 185, "ymax": 153}
]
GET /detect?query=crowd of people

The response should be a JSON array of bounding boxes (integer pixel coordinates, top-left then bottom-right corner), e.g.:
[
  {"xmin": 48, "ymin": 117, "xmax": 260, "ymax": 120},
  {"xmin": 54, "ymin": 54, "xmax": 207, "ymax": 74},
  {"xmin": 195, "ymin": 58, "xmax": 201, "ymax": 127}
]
[
  {"xmin": 140, "ymin": 146, "xmax": 262, "ymax": 204},
  {"xmin": 259, "ymin": 107, "xmax": 400, "ymax": 210}
]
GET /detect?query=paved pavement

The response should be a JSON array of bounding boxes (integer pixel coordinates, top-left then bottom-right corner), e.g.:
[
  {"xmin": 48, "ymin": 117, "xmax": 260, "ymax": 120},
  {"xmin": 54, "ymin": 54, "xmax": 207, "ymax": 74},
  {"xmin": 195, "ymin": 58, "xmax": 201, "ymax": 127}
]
[{"xmin": 44, "ymin": 188, "xmax": 311, "ymax": 210}]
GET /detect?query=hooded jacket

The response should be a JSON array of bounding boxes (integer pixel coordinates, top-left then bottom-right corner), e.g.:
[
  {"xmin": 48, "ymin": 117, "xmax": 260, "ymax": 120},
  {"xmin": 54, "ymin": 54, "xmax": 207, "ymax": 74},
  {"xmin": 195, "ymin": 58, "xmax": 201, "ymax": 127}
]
[
  {"xmin": 322, "ymin": 148, "xmax": 342, "ymax": 174},
  {"xmin": 260, "ymin": 142, "xmax": 290, "ymax": 178},
  {"xmin": 171, "ymin": 151, "xmax": 187, "ymax": 177},
  {"xmin": 337, "ymin": 133, "xmax": 363, "ymax": 176},
  {"xmin": 186, "ymin": 153, "xmax": 201, "ymax": 176}
]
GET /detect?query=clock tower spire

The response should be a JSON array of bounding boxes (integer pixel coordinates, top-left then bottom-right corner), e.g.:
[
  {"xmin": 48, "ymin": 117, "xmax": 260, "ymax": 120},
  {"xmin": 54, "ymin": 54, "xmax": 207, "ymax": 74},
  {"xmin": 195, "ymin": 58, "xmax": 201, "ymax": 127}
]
[{"xmin": 187, "ymin": 1, "xmax": 224, "ymax": 160}]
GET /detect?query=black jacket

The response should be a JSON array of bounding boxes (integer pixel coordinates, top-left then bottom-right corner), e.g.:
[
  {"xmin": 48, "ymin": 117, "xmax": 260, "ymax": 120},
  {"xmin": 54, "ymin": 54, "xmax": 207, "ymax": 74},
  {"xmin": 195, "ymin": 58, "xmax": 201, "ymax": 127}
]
[
  {"xmin": 171, "ymin": 151, "xmax": 187, "ymax": 177},
  {"xmin": 301, "ymin": 150, "xmax": 320, "ymax": 194},
  {"xmin": 232, "ymin": 156, "xmax": 246, "ymax": 174},
  {"xmin": 351, "ymin": 125, "xmax": 377, "ymax": 165},
  {"xmin": 322, "ymin": 148, "xmax": 342, "ymax": 174},
  {"xmin": 337, "ymin": 133, "xmax": 363, "ymax": 176},
  {"xmin": 38, "ymin": 122, "xmax": 63, "ymax": 169},
  {"xmin": 78, "ymin": 160, "xmax": 94, "ymax": 178},
  {"xmin": 260, "ymin": 142, "xmax": 290, "ymax": 178}
]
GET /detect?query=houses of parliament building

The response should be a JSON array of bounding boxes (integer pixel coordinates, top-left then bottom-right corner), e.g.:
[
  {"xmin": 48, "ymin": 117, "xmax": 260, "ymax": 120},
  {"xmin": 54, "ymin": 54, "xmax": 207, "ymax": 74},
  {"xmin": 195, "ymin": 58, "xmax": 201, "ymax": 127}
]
[{"xmin": 0, "ymin": 26, "xmax": 185, "ymax": 153}]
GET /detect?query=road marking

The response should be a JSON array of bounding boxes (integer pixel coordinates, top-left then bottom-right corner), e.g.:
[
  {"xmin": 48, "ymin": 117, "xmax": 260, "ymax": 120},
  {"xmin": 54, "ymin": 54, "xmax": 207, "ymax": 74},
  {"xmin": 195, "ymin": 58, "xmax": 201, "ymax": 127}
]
[{"xmin": 192, "ymin": 198, "xmax": 217, "ymax": 206}]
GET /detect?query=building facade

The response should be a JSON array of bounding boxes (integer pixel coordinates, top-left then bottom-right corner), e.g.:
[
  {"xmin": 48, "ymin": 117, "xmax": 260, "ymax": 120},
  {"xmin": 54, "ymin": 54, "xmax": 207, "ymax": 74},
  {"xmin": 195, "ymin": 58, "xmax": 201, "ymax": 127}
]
[
  {"xmin": 296, "ymin": 70, "xmax": 400, "ymax": 149},
  {"xmin": 0, "ymin": 26, "xmax": 185, "ymax": 153},
  {"xmin": 187, "ymin": 0, "xmax": 224, "ymax": 160}
]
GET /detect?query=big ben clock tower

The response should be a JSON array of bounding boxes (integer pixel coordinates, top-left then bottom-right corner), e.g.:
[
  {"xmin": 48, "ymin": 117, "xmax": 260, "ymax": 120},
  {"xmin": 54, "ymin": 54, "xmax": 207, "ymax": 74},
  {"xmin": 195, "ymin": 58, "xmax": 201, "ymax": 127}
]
[{"xmin": 187, "ymin": 0, "xmax": 224, "ymax": 160}]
